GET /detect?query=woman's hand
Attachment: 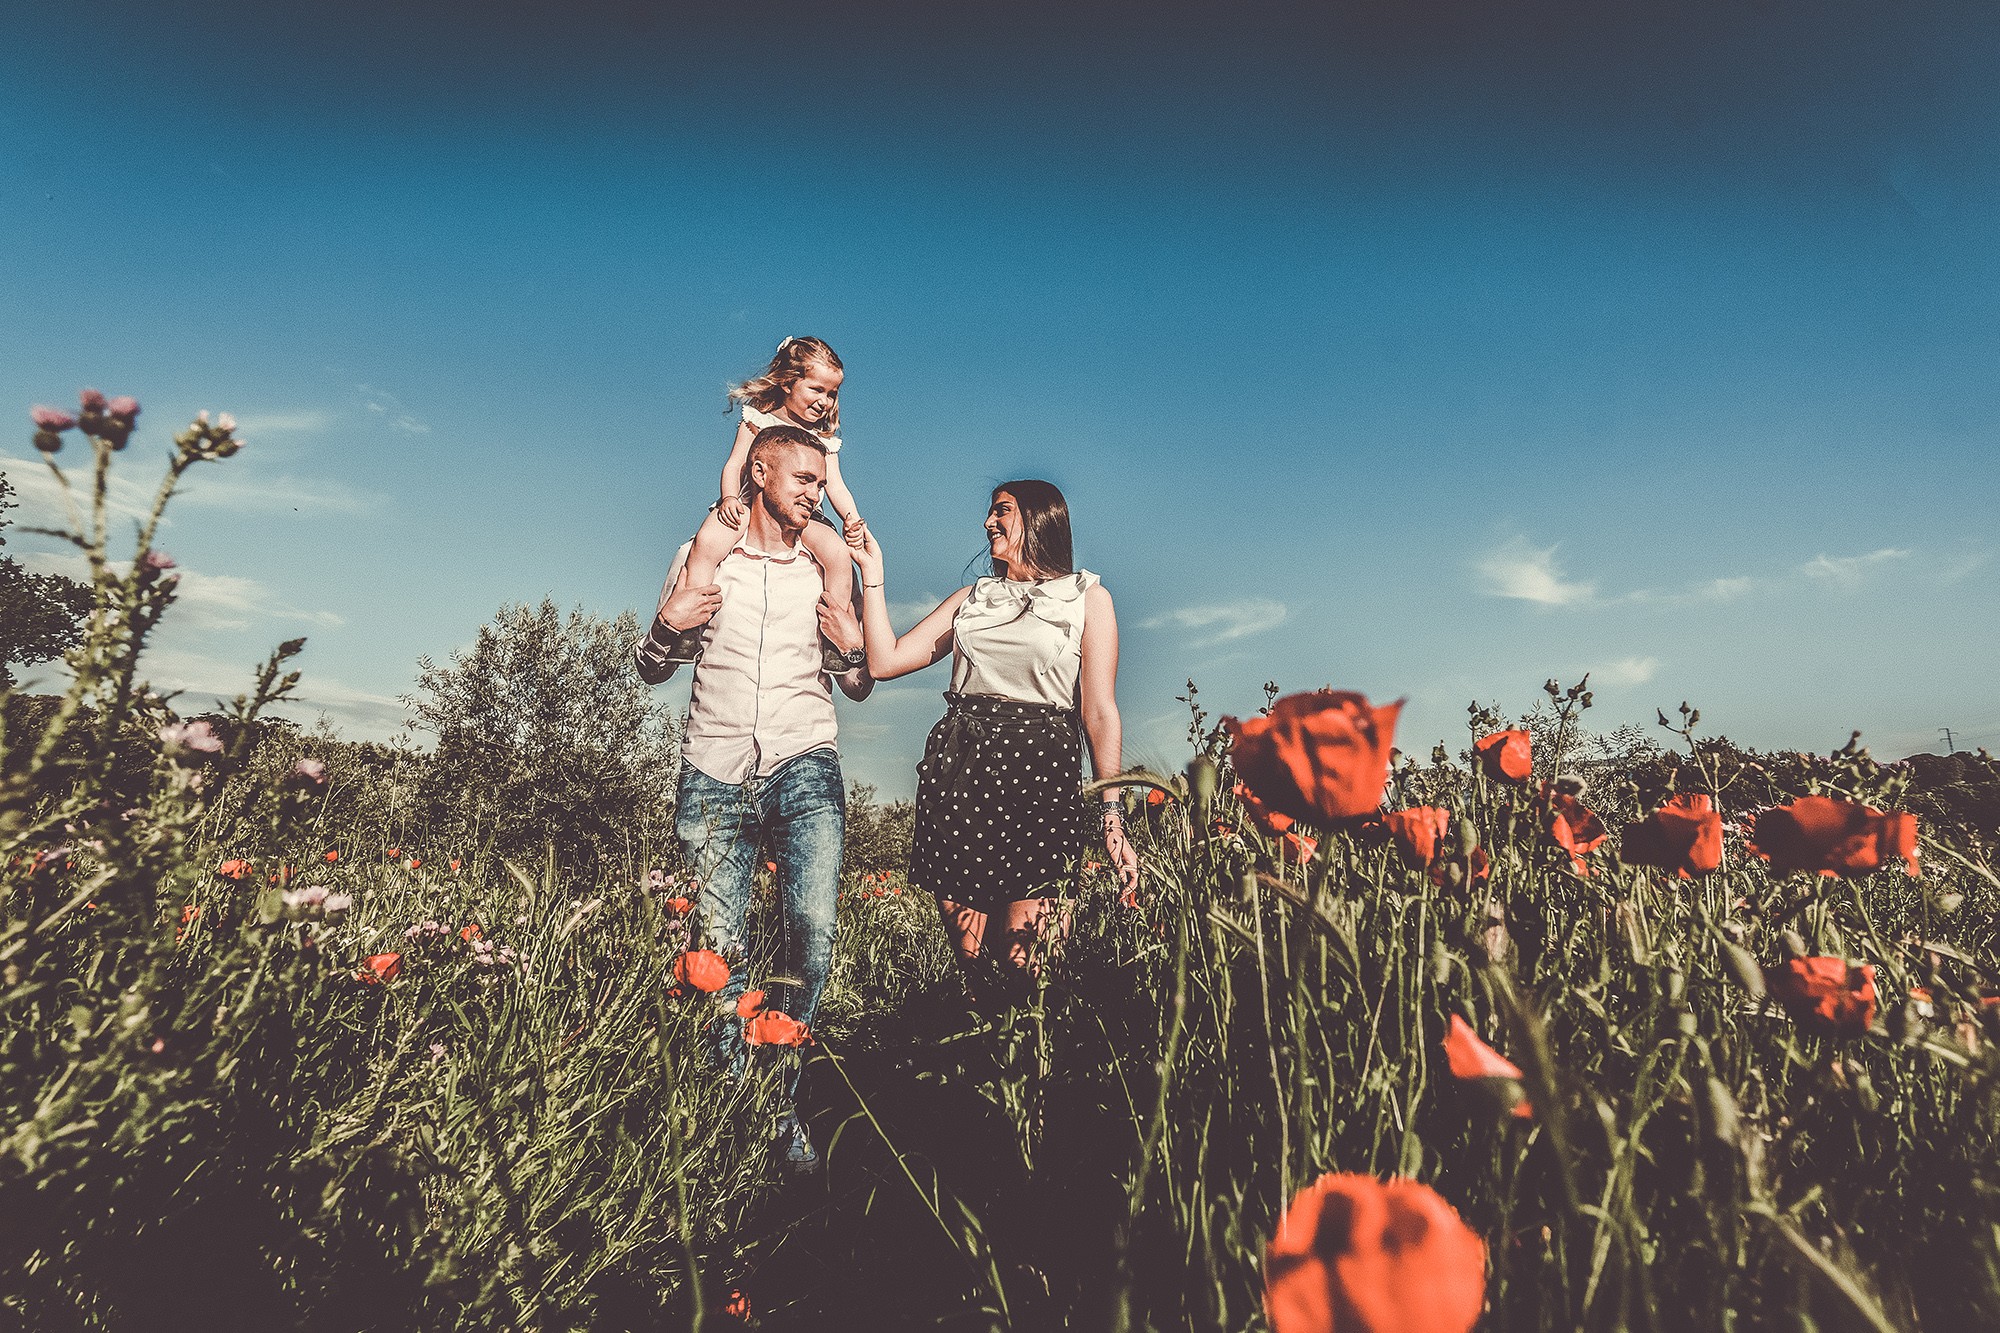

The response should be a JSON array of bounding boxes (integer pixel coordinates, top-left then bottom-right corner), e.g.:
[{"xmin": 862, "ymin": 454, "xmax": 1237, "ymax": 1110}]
[
  {"xmin": 717, "ymin": 496, "xmax": 747, "ymax": 528},
  {"xmin": 852, "ymin": 525, "xmax": 886, "ymax": 585},
  {"xmin": 1103, "ymin": 810, "xmax": 1139, "ymax": 890}
]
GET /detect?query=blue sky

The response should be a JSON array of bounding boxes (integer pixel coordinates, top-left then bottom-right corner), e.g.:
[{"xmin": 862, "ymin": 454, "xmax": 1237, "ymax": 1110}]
[{"xmin": 4, "ymin": 0, "xmax": 1996, "ymax": 796}]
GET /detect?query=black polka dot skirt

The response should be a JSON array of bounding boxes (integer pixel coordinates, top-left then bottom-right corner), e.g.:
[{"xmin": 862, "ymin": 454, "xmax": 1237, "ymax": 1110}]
[{"xmin": 911, "ymin": 692, "xmax": 1091, "ymax": 915}]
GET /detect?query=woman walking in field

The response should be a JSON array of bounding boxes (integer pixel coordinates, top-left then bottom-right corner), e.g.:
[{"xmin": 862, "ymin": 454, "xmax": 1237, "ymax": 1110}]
[{"xmin": 850, "ymin": 481, "xmax": 1138, "ymax": 1005}]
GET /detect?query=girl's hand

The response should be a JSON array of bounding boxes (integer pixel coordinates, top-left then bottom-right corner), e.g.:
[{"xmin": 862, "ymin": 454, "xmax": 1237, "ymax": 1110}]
[
  {"xmin": 717, "ymin": 497, "xmax": 747, "ymax": 528},
  {"xmin": 843, "ymin": 514, "xmax": 867, "ymax": 544},
  {"xmin": 1104, "ymin": 815, "xmax": 1139, "ymax": 890},
  {"xmin": 852, "ymin": 526, "xmax": 886, "ymax": 584}
]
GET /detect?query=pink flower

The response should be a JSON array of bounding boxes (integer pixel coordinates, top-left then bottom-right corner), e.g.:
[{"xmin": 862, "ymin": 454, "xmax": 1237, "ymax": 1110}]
[
  {"xmin": 291, "ymin": 757, "xmax": 328, "ymax": 785},
  {"xmin": 141, "ymin": 550, "xmax": 177, "ymax": 572},
  {"xmin": 106, "ymin": 395, "xmax": 139, "ymax": 418},
  {"xmin": 79, "ymin": 388, "xmax": 107, "ymax": 412},
  {"xmin": 160, "ymin": 719, "xmax": 223, "ymax": 755},
  {"xmin": 31, "ymin": 406, "xmax": 76, "ymax": 431}
]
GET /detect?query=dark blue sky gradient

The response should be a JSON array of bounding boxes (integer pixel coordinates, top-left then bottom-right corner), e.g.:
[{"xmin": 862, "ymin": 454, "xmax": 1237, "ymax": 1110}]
[{"xmin": 4, "ymin": 0, "xmax": 1996, "ymax": 791}]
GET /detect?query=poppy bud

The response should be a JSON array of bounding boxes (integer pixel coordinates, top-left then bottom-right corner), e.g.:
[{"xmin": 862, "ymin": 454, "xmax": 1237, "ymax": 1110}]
[
  {"xmin": 1780, "ymin": 929, "xmax": 1808, "ymax": 960},
  {"xmin": 1700, "ymin": 1075, "xmax": 1740, "ymax": 1145},
  {"xmin": 1721, "ymin": 942, "xmax": 1766, "ymax": 999}
]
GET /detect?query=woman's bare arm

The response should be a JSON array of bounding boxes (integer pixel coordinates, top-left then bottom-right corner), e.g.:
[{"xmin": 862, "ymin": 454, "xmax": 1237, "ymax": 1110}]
[{"xmin": 851, "ymin": 527, "xmax": 968, "ymax": 680}]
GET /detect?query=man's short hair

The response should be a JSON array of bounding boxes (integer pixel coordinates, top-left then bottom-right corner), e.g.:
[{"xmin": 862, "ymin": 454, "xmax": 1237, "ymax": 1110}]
[{"xmin": 747, "ymin": 424, "xmax": 826, "ymax": 478}]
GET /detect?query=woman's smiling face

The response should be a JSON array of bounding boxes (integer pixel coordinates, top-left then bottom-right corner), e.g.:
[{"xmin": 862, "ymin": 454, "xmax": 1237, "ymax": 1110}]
[{"xmin": 986, "ymin": 490, "xmax": 1029, "ymax": 576}]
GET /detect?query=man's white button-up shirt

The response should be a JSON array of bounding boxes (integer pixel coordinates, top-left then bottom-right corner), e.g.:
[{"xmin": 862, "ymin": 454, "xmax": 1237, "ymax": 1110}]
[{"xmin": 668, "ymin": 531, "xmax": 838, "ymax": 784}]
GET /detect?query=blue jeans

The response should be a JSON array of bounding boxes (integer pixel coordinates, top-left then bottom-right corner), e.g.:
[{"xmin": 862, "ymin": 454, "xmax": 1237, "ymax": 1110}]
[{"xmin": 676, "ymin": 747, "xmax": 845, "ymax": 1087}]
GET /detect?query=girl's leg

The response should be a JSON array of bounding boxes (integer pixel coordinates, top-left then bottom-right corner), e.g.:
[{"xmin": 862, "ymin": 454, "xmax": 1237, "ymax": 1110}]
[
  {"xmin": 799, "ymin": 520, "xmax": 856, "ymax": 612},
  {"xmin": 679, "ymin": 508, "xmax": 739, "ymax": 591},
  {"xmin": 938, "ymin": 898, "xmax": 988, "ymax": 963}
]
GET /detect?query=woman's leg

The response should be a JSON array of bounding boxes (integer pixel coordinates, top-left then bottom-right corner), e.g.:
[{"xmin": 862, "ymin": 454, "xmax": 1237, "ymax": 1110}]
[{"xmin": 996, "ymin": 897, "xmax": 1068, "ymax": 980}]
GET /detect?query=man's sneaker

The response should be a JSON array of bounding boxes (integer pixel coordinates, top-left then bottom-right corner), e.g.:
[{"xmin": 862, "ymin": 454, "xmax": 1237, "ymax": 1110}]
[{"xmin": 775, "ymin": 1112, "xmax": 820, "ymax": 1175}]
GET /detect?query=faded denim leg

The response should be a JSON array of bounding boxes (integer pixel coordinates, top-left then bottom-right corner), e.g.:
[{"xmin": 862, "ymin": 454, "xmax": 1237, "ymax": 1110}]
[
  {"xmin": 676, "ymin": 761, "xmax": 761, "ymax": 1078},
  {"xmin": 761, "ymin": 748, "xmax": 845, "ymax": 1033}
]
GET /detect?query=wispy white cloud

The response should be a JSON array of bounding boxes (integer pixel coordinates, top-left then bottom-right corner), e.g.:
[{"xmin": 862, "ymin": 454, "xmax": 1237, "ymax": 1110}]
[
  {"xmin": 1139, "ymin": 598, "xmax": 1287, "ymax": 647},
  {"xmin": 1, "ymin": 452, "xmax": 154, "ymax": 525},
  {"xmin": 229, "ymin": 410, "xmax": 333, "ymax": 435},
  {"xmin": 137, "ymin": 644, "xmax": 407, "ymax": 739},
  {"xmin": 1475, "ymin": 538, "xmax": 1595, "ymax": 606},
  {"xmin": 171, "ymin": 570, "xmax": 344, "ymax": 631},
  {"xmin": 1800, "ymin": 548, "xmax": 1909, "ymax": 581},
  {"xmin": 1590, "ymin": 655, "xmax": 1660, "ymax": 688},
  {"xmin": 174, "ymin": 467, "xmax": 373, "ymax": 514},
  {"xmin": 18, "ymin": 551, "xmax": 342, "ymax": 633},
  {"xmin": 355, "ymin": 383, "xmax": 429, "ymax": 434}
]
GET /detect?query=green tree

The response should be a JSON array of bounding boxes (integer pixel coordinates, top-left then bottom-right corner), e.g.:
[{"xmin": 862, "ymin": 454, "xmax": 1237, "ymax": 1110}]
[
  {"xmin": 407, "ymin": 598, "xmax": 679, "ymax": 873},
  {"xmin": 0, "ymin": 472, "xmax": 93, "ymax": 689}
]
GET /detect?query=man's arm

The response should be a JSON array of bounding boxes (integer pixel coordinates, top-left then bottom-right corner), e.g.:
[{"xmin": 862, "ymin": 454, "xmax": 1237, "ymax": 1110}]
[
  {"xmin": 633, "ymin": 545, "xmax": 720, "ymax": 685},
  {"xmin": 818, "ymin": 595, "xmax": 873, "ymax": 701}
]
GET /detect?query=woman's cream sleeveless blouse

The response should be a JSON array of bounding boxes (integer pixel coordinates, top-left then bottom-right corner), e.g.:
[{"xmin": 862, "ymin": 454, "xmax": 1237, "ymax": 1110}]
[{"xmin": 948, "ymin": 571, "xmax": 1099, "ymax": 708}]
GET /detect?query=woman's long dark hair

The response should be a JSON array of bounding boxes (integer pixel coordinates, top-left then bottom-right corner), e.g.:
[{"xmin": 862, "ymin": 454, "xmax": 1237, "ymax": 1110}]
[{"xmin": 990, "ymin": 479, "xmax": 1073, "ymax": 580}]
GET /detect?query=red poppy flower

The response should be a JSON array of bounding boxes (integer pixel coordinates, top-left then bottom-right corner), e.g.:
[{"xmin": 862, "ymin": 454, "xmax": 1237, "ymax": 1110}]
[
  {"xmin": 1281, "ymin": 831, "xmax": 1318, "ymax": 862},
  {"xmin": 1429, "ymin": 845, "xmax": 1490, "ymax": 890},
  {"xmin": 323, "ymin": 850, "xmax": 339, "ymax": 863},
  {"xmin": 1146, "ymin": 788, "xmax": 1168, "ymax": 806},
  {"xmin": 1768, "ymin": 957, "xmax": 1877, "ymax": 1037},
  {"xmin": 459, "ymin": 923, "xmax": 482, "ymax": 942},
  {"xmin": 387, "ymin": 848, "xmax": 400, "ymax": 858},
  {"xmin": 1264, "ymin": 1173, "xmax": 1487, "ymax": 1333},
  {"xmin": 1234, "ymin": 782, "xmax": 1296, "ymax": 836},
  {"xmin": 736, "ymin": 988, "xmax": 766, "ymax": 1018},
  {"xmin": 408, "ymin": 857, "xmax": 422, "ymax": 871},
  {"xmin": 723, "ymin": 1290, "xmax": 750, "ymax": 1321},
  {"xmin": 1748, "ymin": 797, "xmax": 1919, "ymax": 878},
  {"xmin": 216, "ymin": 858, "xmax": 252, "ymax": 880},
  {"xmin": 358, "ymin": 952, "xmax": 402, "ymax": 984},
  {"xmin": 672, "ymin": 949, "xmax": 730, "ymax": 993},
  {"xmin": 663, "ymin": 896, "xmax": 692, "ymax": 915},
  {"xmin": 1226, "ymin": 691, "xmax": 1402, "ymax": 826},
  {"xmin": 180, "ymin": 903, "xmax": 201, "ymax": 926},
  {"xmin": 1542, "ymin": 788, "xmax": 1607, "ymax": 876},
  {"xmin": 449, "ymin": 858, "xmax": 461, "ymax": 873},
  {"xmin": 1383, "ymin": 807, "xmax": 1451, "ymax": 869},
  {"xmin": 1443, "ymin": 1015, "xmax": 1532, "ymax": 1119},
  {"xmin": 1620, "ymin": 793, "xmax": 1723, "ymax": 877},
  {"xmin": 744, "ymin": 1009, "xmax": 810, "ymax": 1046},
  {"xmin": 764, "ymin": 860, "xmax": 778, "ymax": 874},
  {"xmin": 1474, "ymin": 730, "xmax": 1532, "ymax": 783}
]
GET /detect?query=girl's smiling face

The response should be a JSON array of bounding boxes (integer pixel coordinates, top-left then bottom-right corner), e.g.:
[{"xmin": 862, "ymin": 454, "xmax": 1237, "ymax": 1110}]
[
  {"xmin": 986, "ymin": 490, "xmax": 1030, "ymax": 576},
  {"xmin": 781, "ymin": 362, "xmax": 843, "ymax": 426}
]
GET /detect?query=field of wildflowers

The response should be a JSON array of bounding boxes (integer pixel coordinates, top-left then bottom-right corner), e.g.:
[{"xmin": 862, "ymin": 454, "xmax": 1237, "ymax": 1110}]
[{"xmin": 5, "ymin": 396, "xmax": 2000, "ymax": 1331}]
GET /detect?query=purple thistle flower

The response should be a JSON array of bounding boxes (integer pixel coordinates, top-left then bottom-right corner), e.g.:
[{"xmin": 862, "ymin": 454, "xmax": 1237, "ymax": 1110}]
[
  {"xmin": 31, "ymin": 406, "xmax": 77, "ymax": 431},
  {"xmin": 79, "ymin": 388, "xmax": 107, "ymax": 412},
  {"xmin": 106, "ymin": 395, "xmax": 140, "ymax": 418}
]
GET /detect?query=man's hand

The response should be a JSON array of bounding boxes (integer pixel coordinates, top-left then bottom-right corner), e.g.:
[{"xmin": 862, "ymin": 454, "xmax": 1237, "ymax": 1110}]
[
  {"xmin": 655, "ymin": 580, "xmax": 722, "ymax": 638},
  {"xmin": 716, "ymin": 497, "xmax": 748, "ymax": 528},
  {"xmin": 817, "ymin": 597, "xmax": 863, "ymax": 657}
]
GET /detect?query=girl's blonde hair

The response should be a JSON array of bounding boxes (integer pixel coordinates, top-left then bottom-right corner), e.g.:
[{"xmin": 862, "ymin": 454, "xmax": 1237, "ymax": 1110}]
[{"xmin": 728, "ymin": 336, "xmax": 844, "ymax": 434}]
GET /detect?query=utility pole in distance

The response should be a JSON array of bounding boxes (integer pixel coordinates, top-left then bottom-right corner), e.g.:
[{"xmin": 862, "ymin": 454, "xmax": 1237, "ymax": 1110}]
[{"xmin": 1940, "ymin": 727, "xmax": 1956, "ymax": 754}]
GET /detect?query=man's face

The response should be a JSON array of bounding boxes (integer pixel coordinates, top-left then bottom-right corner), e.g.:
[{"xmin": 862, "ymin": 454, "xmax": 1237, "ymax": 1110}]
[{"xmin": 751, "ymin": 443, "xmax": 827, "ymax": 531}]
